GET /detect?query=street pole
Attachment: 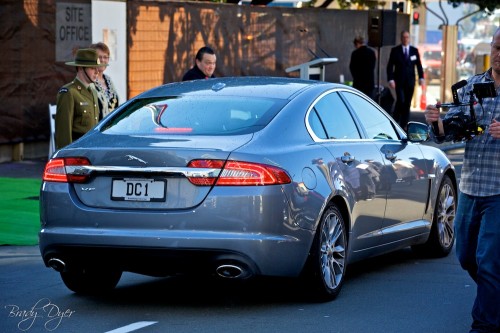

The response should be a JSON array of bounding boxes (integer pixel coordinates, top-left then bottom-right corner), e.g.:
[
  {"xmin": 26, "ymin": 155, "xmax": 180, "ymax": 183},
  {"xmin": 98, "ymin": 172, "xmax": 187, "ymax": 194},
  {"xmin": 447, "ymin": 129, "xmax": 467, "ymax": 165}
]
[{"xmin": 441, "ymin": 25, "xmax": 458, "ymax": 103}]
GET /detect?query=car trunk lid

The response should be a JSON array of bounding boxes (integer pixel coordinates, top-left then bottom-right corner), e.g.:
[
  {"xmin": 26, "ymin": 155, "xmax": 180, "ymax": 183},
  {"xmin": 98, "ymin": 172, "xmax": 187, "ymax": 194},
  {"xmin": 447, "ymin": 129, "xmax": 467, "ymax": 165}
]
[{"xmin": 55, "ymin": 134, "xmax": 253, "ymax": 210}]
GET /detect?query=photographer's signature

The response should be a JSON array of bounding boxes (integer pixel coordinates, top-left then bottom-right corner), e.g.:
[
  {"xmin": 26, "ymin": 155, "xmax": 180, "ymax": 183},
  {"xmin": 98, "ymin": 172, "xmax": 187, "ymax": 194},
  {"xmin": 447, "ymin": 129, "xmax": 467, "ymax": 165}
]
[{"xmin": 4, "ymin": 298, "xmax": 75, "ymax": 331}]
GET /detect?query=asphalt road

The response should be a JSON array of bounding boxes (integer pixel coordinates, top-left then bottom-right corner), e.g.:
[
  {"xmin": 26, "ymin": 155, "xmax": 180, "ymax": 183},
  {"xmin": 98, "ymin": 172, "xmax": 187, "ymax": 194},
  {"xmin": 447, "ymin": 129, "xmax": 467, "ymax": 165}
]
[{"xmin": 0, "ymin": 243, "xmax": 474, "ymax": 333}]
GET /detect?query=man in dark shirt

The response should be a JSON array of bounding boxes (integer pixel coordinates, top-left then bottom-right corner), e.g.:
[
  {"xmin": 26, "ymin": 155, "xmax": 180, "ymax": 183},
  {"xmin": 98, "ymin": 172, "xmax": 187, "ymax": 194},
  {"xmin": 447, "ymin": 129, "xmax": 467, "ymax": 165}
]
[
  {"xmin": 349, "ymin": 36, "xmax": 376, "ymax": 99},
  {"xmin": 182, "ymin": 46, "xmax": 217, "ymax": 81}
]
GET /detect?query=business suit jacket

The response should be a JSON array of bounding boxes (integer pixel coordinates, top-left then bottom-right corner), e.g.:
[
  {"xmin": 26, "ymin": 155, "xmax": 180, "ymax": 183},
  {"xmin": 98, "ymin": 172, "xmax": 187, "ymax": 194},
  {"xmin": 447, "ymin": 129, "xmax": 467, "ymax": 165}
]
[
  {"xmin": 386, "ymin": 45, "xmax": 424, "ymax": 88},
  {"xmin": 349, "ymin": 45, "xmax": 376, "ymax": 97}
]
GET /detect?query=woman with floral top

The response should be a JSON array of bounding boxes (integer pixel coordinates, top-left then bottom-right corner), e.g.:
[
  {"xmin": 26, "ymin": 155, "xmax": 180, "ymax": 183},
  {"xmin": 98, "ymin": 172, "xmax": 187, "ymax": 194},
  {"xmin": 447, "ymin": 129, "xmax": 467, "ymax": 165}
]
[{"xmin": 89, "ymin": 42, "xmax": 119, "ymax": 119}]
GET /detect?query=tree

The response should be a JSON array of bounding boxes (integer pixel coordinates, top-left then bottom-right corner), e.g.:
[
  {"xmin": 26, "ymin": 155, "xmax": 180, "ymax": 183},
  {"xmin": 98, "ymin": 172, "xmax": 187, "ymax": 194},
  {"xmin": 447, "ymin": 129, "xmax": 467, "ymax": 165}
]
[
  {"xmin": 314, "ymin": 0, "xmax": 500, "ymax": 12},
  {"xmin": 386, "ymin": 1, "xmax": 500, "ymax": 13},
  {"xmin": 438, "ymin": 0, "xmax": 499, "ymax": 13}
]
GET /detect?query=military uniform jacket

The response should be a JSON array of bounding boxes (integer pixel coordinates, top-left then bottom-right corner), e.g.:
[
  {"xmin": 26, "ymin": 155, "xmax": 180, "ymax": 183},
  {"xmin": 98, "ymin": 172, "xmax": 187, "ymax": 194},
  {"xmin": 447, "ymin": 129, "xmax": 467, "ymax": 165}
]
[{"xmin": 55, "ymin": 77, "xmax": 99, "ymax": 149}]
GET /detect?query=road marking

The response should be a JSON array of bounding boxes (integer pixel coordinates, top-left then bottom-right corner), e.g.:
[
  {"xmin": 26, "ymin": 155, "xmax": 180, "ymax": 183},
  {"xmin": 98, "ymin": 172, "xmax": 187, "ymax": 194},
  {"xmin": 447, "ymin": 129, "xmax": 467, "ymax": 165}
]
[{"xmin": 104, "ymin": 321, "xmax": 158, "ymax": 333}]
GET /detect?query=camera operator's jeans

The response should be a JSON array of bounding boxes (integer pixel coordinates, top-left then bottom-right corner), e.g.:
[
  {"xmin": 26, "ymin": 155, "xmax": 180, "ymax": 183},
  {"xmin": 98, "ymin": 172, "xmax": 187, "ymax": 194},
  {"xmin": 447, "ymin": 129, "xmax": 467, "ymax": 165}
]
[{"xmin": 455, "ymin": 192, "xmax": 500, "ymax": 332}]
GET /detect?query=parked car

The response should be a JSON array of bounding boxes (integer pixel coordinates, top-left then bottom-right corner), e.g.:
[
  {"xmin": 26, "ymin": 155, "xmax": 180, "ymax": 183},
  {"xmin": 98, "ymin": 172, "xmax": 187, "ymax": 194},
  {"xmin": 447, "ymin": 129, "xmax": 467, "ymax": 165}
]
[
  {"xmin": 39, "ymin": 77, "xmax": 457, "ymax": 301},
  {"xmin": 421, "ymin": 44, "xmax": 442, "ymax": 85}
]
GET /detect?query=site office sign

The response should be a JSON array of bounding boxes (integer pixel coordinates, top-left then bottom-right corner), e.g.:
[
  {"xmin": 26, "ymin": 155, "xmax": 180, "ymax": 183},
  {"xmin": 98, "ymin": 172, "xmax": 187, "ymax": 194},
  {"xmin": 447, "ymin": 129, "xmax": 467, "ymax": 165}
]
[{"xmin": 56, "ymin": 1, "xmax": 92, "ymax": 62}]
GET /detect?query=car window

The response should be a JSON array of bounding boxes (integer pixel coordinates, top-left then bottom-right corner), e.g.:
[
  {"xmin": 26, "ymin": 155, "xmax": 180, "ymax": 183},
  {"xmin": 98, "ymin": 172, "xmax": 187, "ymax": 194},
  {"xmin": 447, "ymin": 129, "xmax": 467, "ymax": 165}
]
[
  {"xmin": 101, "ymin": 96, "xmax": 286, "ymax": 135},
  {"xmin": 341, "ymin": 91, "xmax": 399, "ymax": 140},
  {"xmin": 308, "ymin": 92, "xmax": 361, "ymax": 140}
]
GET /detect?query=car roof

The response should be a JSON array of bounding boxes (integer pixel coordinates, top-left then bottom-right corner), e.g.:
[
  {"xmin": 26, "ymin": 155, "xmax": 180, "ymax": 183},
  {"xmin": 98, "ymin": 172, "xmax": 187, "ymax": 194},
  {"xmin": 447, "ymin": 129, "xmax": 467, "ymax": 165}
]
[{"xmin": 136, "ymin": 76, "xmax": 333, "ymax": 100}]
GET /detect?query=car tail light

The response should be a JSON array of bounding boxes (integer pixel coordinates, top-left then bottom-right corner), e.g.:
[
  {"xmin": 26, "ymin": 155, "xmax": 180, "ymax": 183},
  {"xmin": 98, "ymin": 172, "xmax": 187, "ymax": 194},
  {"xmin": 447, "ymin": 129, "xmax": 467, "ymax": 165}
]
[
  {"xmin": 187, "ymin": 159, "xmax": 291, "ymax": 186},
  {"xmin": 43, "ymin": 157, "xmax": 91, "ymax": 183},
  {"xmin": 154, "ymin": 127, "xmax": 193, "ymax": 133}
]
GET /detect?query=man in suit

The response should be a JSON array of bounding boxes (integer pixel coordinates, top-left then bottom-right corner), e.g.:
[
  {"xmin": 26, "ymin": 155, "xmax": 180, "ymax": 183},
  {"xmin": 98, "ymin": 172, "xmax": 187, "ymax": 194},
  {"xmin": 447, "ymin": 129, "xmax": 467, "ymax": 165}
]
[
  {"xmin": 386, "ymin": 30, "xmax": 424, "ymax": 129},
  {"xmin": 349, "ymin": 36, "xmax": 376, "ymax": 99}
]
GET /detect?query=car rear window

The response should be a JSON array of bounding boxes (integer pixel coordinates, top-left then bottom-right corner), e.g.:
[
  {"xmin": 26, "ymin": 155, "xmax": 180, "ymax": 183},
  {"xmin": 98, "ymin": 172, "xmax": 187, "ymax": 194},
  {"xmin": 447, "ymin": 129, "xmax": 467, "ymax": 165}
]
[{"xmin": 101, "ymin": 96, "xmax": 286, "ymax": 136}]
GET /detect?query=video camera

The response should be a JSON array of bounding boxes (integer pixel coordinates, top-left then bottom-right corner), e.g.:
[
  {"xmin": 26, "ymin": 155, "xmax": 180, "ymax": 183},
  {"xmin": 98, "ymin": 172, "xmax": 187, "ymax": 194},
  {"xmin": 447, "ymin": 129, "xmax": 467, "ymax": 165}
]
[{"xmin": 434, "ymin": 80, "xmax": 497, "ymax": 141}]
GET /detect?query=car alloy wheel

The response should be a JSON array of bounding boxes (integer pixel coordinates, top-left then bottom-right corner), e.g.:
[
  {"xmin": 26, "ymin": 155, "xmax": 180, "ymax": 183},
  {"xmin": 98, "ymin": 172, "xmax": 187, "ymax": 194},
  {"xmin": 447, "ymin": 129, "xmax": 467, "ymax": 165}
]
[
  {"xmin": 306, "ymin": 204, "xmax": 347, "ymax": 301},
  {"xmin": 436, "ymin": 176, "xmax": 456, "ymax": 249},
  {"xmin": 412, "ymin": 175, "xmax": 456, "ymax": 257}
]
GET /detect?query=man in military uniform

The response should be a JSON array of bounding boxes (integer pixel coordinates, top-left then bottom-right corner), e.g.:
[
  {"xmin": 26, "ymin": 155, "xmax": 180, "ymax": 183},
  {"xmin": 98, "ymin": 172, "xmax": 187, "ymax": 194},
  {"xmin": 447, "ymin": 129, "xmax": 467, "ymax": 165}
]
[{"xmin": 55, "ymin": 48, "xmax": 107, "ymax": 149}]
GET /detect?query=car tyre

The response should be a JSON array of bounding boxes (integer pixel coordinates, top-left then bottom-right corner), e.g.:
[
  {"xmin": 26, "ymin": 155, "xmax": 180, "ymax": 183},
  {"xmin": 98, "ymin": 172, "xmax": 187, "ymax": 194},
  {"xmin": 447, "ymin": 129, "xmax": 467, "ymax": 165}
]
[
  {"xmin": 61, "ymin": 267, "xmax": 122, "ymax": 294},
  {"xmin": 412, "ymin": 175, "xmax": 456, "ymax": 257},
  {"xmin": 304, "ymin": 204, "xmax": 347, "ymax": 302}
]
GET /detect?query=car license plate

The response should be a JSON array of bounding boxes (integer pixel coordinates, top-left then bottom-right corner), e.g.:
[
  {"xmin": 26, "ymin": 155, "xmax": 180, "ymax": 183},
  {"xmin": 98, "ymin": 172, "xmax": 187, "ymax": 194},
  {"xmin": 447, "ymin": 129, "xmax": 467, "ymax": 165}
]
[{"xmin": 111, "ymin": 178, "xmax": 166, "ymax": 202}]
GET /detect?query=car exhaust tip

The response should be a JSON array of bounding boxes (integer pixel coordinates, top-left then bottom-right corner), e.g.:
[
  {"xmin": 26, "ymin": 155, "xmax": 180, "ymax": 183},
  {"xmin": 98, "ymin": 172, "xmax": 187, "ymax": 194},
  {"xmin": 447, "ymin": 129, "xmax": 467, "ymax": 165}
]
[
  {"xmin": 48, "ymin": 258, "xmax": 66, "ymax": 272},
  {"xmin": 216, "ymin": 264, "xmax": 245, "ymax": 279}
]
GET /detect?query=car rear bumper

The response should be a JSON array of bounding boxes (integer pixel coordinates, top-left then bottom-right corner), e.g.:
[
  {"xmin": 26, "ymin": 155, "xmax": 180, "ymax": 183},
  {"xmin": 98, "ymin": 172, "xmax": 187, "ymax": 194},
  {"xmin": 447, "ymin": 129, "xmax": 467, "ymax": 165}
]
[{"xmin": 39, "ymin": 227, "xmax": 313, "ymax": 278}]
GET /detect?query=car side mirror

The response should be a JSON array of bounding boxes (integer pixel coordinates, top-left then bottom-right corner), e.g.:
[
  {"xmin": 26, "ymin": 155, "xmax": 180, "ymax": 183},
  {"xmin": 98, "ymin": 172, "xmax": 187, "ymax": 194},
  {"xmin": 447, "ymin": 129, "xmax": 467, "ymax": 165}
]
[{"xmin": 406, "ymin": 121, "xmax": 430, "ymax": 143}]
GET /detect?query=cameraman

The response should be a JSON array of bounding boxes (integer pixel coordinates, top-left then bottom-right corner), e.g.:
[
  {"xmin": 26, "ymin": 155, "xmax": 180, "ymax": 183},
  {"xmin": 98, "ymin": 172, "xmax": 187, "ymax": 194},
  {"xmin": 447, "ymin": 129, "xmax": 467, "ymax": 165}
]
[{"xmin": 425, "ymin": 27, "xmax": 500, "ymax": 333}]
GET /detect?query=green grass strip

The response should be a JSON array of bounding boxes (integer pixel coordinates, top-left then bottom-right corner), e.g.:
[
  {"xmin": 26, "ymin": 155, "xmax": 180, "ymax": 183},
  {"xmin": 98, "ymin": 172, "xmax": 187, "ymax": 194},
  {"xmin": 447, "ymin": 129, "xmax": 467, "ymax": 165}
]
[{"xmin": 0, "ymin": 177, "xmax": 41, "ymax": 245}]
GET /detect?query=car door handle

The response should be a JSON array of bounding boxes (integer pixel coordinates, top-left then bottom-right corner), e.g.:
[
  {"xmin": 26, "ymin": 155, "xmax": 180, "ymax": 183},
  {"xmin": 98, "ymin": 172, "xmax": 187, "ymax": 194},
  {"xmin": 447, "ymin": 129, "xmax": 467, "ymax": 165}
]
[
  {"xmin": 385, "ymin": 151, "xmax": 397, "ymax": 161},
  {"xmin": 341, "ymin": 153, "xmax": 355, "ymax": 164}
]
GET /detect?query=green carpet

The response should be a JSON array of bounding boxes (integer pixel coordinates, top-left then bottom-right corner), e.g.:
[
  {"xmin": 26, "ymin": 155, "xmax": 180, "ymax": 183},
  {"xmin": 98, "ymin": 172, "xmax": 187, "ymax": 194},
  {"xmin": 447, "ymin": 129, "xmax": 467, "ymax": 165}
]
[{"xmin": 0, "ymin": 177, "xmax": 41, "ymax": 245}]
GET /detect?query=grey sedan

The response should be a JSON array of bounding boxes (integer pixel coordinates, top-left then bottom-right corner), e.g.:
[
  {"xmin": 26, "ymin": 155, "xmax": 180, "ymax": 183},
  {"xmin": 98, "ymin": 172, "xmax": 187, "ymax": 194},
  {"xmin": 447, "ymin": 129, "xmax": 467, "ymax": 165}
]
[{"xmin": 39, "ymin": 77, "xmax": 457, "ymax": 301}]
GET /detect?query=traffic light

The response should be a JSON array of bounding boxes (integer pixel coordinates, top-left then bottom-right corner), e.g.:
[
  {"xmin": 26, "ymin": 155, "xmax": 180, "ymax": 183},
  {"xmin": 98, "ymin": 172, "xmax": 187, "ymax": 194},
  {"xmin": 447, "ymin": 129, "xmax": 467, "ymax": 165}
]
[{"xmin": 412, "ymin": 12, "xmax": 420, "ymax": 25}]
